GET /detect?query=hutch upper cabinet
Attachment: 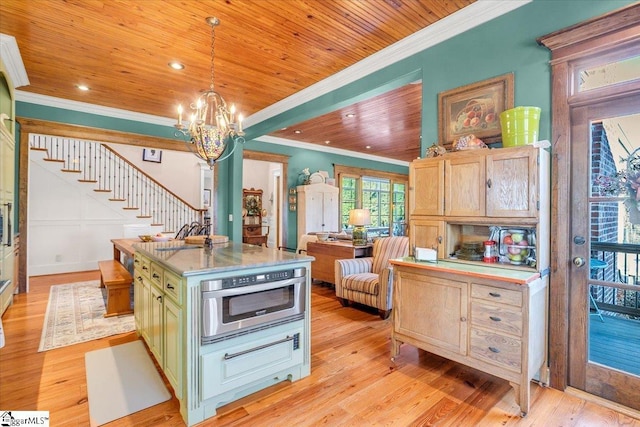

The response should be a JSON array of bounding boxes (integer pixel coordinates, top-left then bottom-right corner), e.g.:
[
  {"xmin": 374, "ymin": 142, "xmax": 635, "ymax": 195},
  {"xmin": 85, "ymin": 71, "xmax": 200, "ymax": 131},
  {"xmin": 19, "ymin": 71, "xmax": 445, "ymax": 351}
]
[{"xmin": 410, "ymin": 145, "xmax": 540, "ymax": 220}]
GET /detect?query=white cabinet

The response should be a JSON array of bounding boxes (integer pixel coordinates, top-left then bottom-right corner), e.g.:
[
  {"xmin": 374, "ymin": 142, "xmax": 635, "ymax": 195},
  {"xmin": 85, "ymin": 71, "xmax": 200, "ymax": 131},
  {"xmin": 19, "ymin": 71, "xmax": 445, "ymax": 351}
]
[
  {"xmin": 0, "ymin": 105, "xmax": 16, "ymax": 316},
  {"xmin": 296, "ymin": 183, "xmax": 339, "ymax": 241}
]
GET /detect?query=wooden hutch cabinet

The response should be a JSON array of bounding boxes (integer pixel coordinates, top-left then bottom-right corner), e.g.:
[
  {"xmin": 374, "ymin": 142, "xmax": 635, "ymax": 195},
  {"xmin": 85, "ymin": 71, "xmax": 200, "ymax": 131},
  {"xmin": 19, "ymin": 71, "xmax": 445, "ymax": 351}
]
[
  {"xmin": 397, "ymin": 144, "xmax": 551, "ymax": 417},
  {"xmin": 242, "ymin": 188, "xmax": 269, "ymax": 247}
]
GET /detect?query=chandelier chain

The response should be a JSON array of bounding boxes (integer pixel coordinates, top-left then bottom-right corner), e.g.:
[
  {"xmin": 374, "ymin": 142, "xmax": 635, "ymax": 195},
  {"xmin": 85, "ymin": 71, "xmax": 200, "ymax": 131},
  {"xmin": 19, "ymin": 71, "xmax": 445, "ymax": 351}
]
[{"xmin": 210, "ymin": 24, "xmax": 215, "ymax": 90}]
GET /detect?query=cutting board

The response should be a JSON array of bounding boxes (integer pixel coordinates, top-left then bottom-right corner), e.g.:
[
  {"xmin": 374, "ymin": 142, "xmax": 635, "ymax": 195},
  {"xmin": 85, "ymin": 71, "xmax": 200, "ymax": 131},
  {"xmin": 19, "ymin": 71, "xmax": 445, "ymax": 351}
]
[{"xmin": 184, "ymin": 235, "xmax": 229, "ymax": 245}]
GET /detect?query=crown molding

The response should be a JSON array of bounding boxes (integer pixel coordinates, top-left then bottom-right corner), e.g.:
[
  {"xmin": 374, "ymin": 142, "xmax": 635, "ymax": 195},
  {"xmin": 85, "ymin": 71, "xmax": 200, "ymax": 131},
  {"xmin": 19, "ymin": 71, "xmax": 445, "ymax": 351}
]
[
  {"xmin": 0, "ymin": 33, "xmax": 30, "ymax": 88},
  {"xmin": 15, "ymin": 90, "xmax": 176, "ymax": 127},
  {"xmin": 256, "ymin": 135, "xmax": 410, "ymax": 168}
]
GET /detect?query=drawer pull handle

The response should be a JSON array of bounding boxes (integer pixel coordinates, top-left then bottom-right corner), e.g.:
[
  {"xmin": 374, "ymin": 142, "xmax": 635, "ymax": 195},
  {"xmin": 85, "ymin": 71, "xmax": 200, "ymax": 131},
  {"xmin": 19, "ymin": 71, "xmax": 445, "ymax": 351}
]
[
  {"xmin": 153, "ymin": 273, "xmax": 160, "ymax": 279},
  {"xmin": 166, "ymin": 283, "xmax": 175, "ymax": 290},
  {"xmin": 489, "ymin": 292, "xmax": 501, "ymax": 298},
  {"xmin": 486, "ymin": 178, "xmax": 492, "ymax": 188},
  {"xmin": 224, "ymin": 335, "xmax": 294, "ymax": 360},
  {"xmin": 488, "ymin": 346, "xmax": 500, "ymax": 353},
  {"xmin": 143, "ymin": 265, "xmax": 148, "ymax": 271},
  {"xmin": 489, "ymin": 316, "xmax": 502, "ymax": 322},
  {"xmin": 460, "ymin": 317, "xmax": 467, "ymax": 322},
  {"xmin": 134, "ymin": 259, "xmax": 139, "ymax": 264},
  {"xmin": 136, "ymin": 276, "xmax": 143, "ymax": 282},
  {"xmin": 156, "ymin": 295, "xmax": 162, "ymax": 302}
]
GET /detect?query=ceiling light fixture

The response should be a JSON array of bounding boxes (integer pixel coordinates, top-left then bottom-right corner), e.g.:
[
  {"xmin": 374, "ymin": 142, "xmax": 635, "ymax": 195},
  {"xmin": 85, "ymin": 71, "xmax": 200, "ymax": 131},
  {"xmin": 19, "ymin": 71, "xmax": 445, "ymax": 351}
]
[
  {"xmin": 76, "ymin": 84, "xmax": 90, "ymax": 91},
  {"xmin": 345, "ymin": 113, "xmax": 355, "ymax": 118},
  {"xmin": 169, "ymin": 61, "xmax": 185, "ymax": 70},
  {"xmin": 294, "ymin": 130, "xmax": 302, "ymax": 134},
  {"xmin": 174, "ymin": 17, "xmax": 244, "ymax": 170}
]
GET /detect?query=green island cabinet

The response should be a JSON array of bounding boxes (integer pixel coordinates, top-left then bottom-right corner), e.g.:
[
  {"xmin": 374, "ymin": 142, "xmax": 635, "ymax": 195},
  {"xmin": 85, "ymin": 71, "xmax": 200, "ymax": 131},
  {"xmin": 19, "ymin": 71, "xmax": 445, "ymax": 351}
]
[{"xmin": 133, "ymin": 241, "xmax": 312, "ymax": 426}]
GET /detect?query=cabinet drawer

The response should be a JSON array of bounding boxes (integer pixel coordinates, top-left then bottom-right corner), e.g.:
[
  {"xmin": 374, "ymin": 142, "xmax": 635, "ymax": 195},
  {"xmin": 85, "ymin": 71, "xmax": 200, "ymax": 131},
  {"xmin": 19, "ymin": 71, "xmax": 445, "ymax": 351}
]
[
  {"xmin": 470, "ymin": 328, "xmax": 521, "ymax": 373},
  {"xmin": 471, "ymin": 301, "xmax": 522, "ymax": 336},
  {"xmin": 163, "ymin": 269, "xmax": 182, "ymax": 304},
  {"xmin": 471, "ymin": 283, "xmax": 522, "ymax": 307},
  {"xmin": 150, "ymin": 263, "xmax": 163, "ymax": 287},
  {"xmin": 134, "ymin": 253, "xmax": 150, "ymax": 279},
  {"xmin": 200, "ymin": 326, "xmax": 304, "ymax": 400}
]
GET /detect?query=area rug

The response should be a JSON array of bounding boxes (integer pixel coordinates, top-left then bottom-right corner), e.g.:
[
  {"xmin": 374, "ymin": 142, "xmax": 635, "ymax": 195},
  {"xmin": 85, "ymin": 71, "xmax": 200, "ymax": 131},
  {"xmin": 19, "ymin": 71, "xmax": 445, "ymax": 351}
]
[
  {"xmin": 38, "ymin": 280, "xmax": 134, "ymax": 352},
  {"xmin": 85, "ymin": 340, "xmax": 171, "ymax": 426}
]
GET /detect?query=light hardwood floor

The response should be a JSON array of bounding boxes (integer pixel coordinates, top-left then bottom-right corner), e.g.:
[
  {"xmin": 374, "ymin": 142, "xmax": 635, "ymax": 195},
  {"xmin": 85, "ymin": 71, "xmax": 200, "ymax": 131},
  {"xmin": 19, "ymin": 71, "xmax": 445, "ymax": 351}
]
[{"xmin": 1, "ymin": 271, "xmax": 639, "ymax": 426}]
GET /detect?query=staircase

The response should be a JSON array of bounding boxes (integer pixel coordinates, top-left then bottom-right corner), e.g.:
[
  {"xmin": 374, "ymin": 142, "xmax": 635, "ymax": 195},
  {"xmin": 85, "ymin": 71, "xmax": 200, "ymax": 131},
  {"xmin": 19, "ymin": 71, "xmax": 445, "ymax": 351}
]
[{"xmin": 29, "ymin": 134, "xmax": 206, "ymax": 233}]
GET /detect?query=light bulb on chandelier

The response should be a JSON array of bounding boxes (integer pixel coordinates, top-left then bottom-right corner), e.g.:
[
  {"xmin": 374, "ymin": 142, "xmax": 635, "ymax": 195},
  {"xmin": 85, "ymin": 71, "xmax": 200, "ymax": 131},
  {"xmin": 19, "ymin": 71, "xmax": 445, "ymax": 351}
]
[{"xmin": 174, "ymin": 17, "xmax": 245, "ymax": 170}]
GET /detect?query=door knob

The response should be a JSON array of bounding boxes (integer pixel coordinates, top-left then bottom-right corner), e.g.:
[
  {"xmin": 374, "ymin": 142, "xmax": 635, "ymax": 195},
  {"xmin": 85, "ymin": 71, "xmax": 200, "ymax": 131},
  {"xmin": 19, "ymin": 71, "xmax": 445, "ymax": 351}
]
[{"xmin": 573, "ymin": 257, "xmax": 586, "ymax": 267}]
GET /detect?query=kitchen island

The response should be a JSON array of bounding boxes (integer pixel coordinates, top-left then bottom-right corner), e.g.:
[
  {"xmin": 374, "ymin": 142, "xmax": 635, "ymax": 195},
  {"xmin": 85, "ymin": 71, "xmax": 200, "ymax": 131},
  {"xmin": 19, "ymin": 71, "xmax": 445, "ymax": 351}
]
[{"xmin": 132, "ymin": 240, "xmax": 313, "ymax": 426}]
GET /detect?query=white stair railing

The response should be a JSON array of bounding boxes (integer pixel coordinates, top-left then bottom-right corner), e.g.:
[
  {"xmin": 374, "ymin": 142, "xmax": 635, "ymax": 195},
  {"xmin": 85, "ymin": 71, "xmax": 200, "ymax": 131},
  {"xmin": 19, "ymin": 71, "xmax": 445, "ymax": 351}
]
[{"xmin": 30, "ymin": 134, "xmax": 206, "ymax": 233}]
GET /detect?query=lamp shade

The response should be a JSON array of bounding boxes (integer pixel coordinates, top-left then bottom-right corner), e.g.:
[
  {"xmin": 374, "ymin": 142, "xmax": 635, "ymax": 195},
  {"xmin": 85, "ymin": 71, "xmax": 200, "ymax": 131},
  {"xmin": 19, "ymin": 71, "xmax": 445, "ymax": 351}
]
[{"xmin": 348, "ymin": 209, "xmax": 371, "ymax": 226}]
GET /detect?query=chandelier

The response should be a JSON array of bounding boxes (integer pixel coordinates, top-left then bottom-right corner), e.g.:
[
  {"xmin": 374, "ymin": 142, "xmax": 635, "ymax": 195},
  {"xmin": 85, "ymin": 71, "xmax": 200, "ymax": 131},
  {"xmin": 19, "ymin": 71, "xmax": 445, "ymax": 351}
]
[{"xmin": 174, "ymin": 17, "xmax": 245, "ymax": 169}]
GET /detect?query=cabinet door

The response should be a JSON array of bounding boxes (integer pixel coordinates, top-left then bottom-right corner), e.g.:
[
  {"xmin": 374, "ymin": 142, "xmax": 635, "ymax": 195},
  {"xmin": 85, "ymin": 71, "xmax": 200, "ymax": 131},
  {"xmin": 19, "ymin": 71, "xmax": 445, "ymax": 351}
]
[
  {"xmin": 394, "ymin": 271, "xmax": 468, "ymax": 355},
  {"xmin": 140, "ymin": 276, "xmax": 152, "ymax": 344},
  {"xmin": 164, "ymin": 297, "xmax": 183, "ymax": 398},
  {"xmin": 149, "ymin": 285, "xmax": 164, "ymax": 364},
  {"xmin": 409, "ymin": 159, "xmax": 444, "ymax": 216},
  {"xmin": 133, "ymin": 275, "xmax": 143, "ymax": 330},
  {"xmin": 486, "ymin": 147, "xmax": 537, "ymax": 217},
  {"xmin": 322, "ymin": 190, "xmax": 339, "ymax": 232},
  {"xmin": 409, "ymin": 218, "xmax": 445, "ymax": 259},
  {"xmin": 445, "ymin": 156, "xmax": 485, "ymax": 216}
]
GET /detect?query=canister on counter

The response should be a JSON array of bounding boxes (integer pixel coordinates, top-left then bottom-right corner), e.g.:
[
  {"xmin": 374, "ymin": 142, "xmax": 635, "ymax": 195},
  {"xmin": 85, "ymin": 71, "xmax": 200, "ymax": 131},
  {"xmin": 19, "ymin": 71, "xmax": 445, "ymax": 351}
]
[{"xmin": 483, "ymin": 240, "xmax": 498, "ymax": 263}]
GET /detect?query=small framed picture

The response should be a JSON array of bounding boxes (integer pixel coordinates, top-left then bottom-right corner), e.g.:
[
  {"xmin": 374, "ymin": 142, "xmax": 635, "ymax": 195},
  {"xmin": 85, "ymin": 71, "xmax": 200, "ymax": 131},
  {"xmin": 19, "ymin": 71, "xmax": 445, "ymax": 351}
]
[
  {"xmin": 203, "ymin": 189, "xmax": 211, "ymax": 207},
  {"xmin": 143, "ymin": 148, "xmax": 162, "ymax": 163}
]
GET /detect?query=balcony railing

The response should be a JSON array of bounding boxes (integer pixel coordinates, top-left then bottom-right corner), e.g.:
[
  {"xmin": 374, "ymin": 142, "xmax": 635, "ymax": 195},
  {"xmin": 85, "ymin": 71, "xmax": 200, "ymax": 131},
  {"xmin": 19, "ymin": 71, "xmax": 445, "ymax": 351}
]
[{"xmin": 590, "ymin": 241, "xmax": 640, "ymax": 319}]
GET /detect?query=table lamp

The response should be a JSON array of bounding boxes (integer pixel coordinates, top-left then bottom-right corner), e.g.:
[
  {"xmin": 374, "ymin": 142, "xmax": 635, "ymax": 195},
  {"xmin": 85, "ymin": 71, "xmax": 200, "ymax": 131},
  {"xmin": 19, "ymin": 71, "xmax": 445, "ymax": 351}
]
[{"xmin": 349, "ymin": 209, "xmax": 371, "ymax": 246}]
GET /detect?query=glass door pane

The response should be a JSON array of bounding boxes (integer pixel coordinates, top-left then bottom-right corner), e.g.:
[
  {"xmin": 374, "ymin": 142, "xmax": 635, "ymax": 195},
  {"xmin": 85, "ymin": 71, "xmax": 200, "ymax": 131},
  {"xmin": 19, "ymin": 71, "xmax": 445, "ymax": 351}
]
[{"xmin": 589, "ymin": 112, "xmax": 640, "ymax": 377}]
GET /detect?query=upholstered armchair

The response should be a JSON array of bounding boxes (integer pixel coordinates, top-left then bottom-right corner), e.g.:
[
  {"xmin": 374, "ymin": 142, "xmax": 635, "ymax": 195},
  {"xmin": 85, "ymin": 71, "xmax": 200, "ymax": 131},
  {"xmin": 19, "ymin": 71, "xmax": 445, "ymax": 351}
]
[{"xmin": 334, "ymin": 236, "xmax": 409, "ymax": 319}]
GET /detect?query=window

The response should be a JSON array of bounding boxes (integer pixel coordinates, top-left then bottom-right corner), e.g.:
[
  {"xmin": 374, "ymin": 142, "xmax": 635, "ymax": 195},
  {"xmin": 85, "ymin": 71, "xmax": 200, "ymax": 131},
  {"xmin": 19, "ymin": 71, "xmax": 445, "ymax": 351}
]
[{"xmin": 335, "ymin": 165, "xmax": 407, "ymax": 237}]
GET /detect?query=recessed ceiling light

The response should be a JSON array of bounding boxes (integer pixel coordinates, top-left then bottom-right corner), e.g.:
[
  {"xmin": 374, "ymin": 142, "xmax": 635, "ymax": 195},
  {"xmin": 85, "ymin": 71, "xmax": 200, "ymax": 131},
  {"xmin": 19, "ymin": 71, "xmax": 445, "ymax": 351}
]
[
  {"xmin": 345, "ymin": 113, "xmax": 355, "ymax": 118},
  {"xmin": 281, "ymin": 127, "xmax": 288, "ymax": 131},
  {"xmin": 325, "ymin": 140, "xmax": 330, "ymax": 144},
  {"xmin": 365, "ymin": 145, "xmax": 371, "ymax": 149},
  {"xmin": 169, "ymin": 61, "xmax": 185, "ymax": 70},
  {"xmin": 76, "ymin": 84, "xmax": 90, "ymax": 91},
  {"xmin": 294, "ymin": 130, "xmax": 302, "ymax": 134}
]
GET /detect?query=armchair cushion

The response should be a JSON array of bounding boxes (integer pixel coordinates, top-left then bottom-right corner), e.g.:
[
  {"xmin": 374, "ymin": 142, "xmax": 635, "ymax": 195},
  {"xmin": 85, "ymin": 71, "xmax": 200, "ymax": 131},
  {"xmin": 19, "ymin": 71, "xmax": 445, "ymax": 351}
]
[{"xmin": 342, "ymin": 273, "xmax": 378, "ymax": 295}]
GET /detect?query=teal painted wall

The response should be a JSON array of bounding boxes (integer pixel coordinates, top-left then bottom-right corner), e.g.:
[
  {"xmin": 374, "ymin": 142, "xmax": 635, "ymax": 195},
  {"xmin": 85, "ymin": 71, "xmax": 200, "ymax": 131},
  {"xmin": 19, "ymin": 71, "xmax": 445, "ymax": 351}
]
[{"xmin": 15, "ymin": 0, "xmax": 634, "ymax": 247}]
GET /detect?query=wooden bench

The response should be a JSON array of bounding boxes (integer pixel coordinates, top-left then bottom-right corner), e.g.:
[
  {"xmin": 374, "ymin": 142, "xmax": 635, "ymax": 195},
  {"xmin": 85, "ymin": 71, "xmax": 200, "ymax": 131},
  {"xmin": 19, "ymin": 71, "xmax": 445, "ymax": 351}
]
[{"xmin": 98, "ymin": 260, "xmax": 133, "ymax": 318}]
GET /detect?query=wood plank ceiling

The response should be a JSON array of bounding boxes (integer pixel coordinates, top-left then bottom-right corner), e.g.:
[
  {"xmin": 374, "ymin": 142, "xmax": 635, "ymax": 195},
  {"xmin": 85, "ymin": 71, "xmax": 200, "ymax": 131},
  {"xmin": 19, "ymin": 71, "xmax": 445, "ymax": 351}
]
[{"xmin": 0, "ymin": 0, "xmax": 475, "ymax": 163}]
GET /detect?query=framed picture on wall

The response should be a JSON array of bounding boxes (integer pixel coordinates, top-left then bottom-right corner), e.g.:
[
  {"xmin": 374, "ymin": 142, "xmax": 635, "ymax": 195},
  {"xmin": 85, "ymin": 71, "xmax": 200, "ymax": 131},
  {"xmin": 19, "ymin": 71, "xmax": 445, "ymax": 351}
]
[
  {"xmin": 142, "ymin": 148, "xmax": 162, "ymax": 163},
  {"xmin": 203, "ymin": 189, "xmax": 211, "ymax": 207},
  {"xmin": 438, "ymin": 73, "xmax": 514, "ymax": 148}
]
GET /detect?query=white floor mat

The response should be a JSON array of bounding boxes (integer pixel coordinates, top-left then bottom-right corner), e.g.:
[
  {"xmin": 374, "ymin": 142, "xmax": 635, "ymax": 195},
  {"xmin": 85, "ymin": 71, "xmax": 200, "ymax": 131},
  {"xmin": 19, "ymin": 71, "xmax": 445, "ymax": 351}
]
[{"xmin": 85, "ymin": 340, "xmax": 171, "ymax": 426}]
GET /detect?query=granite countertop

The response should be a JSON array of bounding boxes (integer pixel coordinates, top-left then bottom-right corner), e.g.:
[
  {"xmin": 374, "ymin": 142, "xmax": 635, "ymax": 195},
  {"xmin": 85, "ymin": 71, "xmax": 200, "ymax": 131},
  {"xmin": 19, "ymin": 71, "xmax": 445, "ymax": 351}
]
[
  {"xmin": 133, "ymin": 240, "xmax": 313, "ymax": 276},
  {"xmin": 390, "ymin": 257, "xmax": 540, "ymax": 285}
]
